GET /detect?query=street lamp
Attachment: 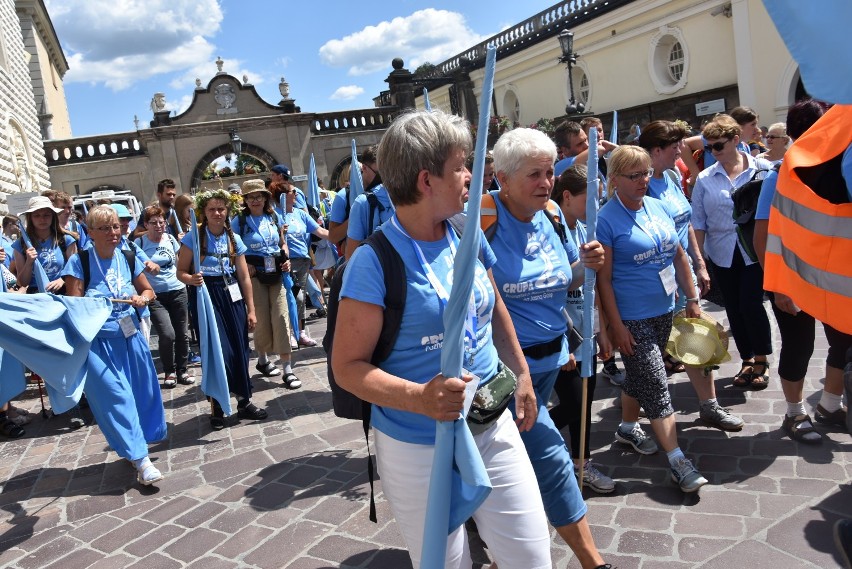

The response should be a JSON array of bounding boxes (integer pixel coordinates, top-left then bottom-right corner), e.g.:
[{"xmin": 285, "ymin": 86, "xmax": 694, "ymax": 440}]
[
  {"xmin": 229, "ymin": 129, "xmax": 242, "ymax": 157},
  {"xmin": 558, "ymin": 30, "xmax": 585, "ymax": 115}
]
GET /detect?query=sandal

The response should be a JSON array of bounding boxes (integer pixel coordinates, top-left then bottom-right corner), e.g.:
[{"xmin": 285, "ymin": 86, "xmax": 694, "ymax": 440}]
[
  {"xmin": 782, "ymin": 413, "xmax": 822, "ymax": 444},
  {"xmin": 0, "ymin": 418, "xmax": 25, "ymax": 438},
  {"xmin": 163, "ymin": 373, "xmax": 177, "ymax": 388},
  {"xmin": 255, "ymin": 361, "xmax": 281, "ymax": 377},
  {"xmin": 237, "ymin": 402, "xmax": 268, "ymax": 420},
  {"xmin": 282, "ymin": 372, "xmax": 302, "ymax": 390},
  {"xmin": 732, "ymin": 360, "xmax": 755, "ymax": 388},
  {"xmin": 663, "ymin": 354, "xmax": 686, "ymax": 375}
]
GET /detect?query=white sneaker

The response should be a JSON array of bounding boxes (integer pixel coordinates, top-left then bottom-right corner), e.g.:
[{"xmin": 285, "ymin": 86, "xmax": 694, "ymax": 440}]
[
  {"xmin": 135, "ymin": 457, "xmax": 164, "ymax": 486},
  {"xmin": 298, "ymin": 332, "xmax": 317, "ymax": 347}
]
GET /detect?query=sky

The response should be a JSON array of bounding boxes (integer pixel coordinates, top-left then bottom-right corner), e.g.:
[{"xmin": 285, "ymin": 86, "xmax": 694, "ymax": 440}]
[{"xmin": 45, "ymin": 0, "xmax": 559, "ymax": 138}]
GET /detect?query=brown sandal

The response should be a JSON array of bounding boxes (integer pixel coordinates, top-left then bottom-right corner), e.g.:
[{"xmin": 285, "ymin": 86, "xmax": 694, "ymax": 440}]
[
  {"xmin": 732, "ymin": 360, "xmax": 755, "ymax": 387},
  {"xmin": 734, "ymin": 360, "xmax": 769, "ymax": 390}
]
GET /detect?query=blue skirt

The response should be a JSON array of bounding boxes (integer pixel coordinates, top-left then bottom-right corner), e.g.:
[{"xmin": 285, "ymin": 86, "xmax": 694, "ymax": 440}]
[{"xmin": 205, "ymin": 276, "xmax": 252, "ymax": 400}]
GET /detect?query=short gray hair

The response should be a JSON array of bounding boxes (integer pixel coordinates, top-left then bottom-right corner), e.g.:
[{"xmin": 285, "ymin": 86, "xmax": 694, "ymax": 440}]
[
  {"xmin": 493, "ymin": 128, "xmax": 557, "ymax": 178},
  {"xmin": 377, "ymin": 109, "xmax": 472, "ymax": 206}
]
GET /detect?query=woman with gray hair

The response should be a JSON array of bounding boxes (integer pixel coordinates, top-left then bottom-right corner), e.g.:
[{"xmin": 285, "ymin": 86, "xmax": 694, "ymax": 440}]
[
  {"xmin": 333, "ymin": 110, "xmax": 553, "ymax": 568},
  {"xmin": 62, "ymin": 205, "xmax": 167, "ymax": 486},
  {"xmin": 486, "ymin": 127, "xmax": 611, "ymax": 568}
]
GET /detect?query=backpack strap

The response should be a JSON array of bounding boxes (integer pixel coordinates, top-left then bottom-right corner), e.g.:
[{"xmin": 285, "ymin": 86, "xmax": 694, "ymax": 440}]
[
  {"xmin": 480, "ymin": 192, "xmax": 499, "ymax": 241},
  {"xmin": 543, "ymin": 200, "xmax": 568, "ymax": 245},
  {"xmin": 80, "ymin": 248, "xmax": 91, "ymax": 291},
  {"xmin": 365, "ymin": 192, "xmax": 386, "ymax": 237}
]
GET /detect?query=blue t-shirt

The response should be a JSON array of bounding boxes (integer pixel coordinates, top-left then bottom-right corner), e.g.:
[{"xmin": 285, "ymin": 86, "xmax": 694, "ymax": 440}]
[
  {"xmin": 180, "ymin": 230, "xmax": 247, "ymax": 276},
  {"xmin": 294, "ymin": 188, "xmax": 307, "ymax": 211},
  {"xmin": 329, "ymin": 188, "xmax": 350, "ymax": 224},
  {"xmin": 340, "ymin": 216, "xmax": 498, "ymax": 445},
  {"xmin": 554, "ymin": 155, "xmax": 577, "ymax": 177},
  {"xmin": 284, "ymin": 208, "xmax": 319, "ymax": 259},
  {"xmin": 12, "ymin": 234, "xmax": 75, "ymax": 281},
  {"xmin": 231, "ymin": 213, "xmax": 282, "ymax": 257},
  {"xmin": 1, "ymin": 235, "xmax": 12, "ymax": 269},
  {"xmin": 647, "ymin": 174, "xmax": 692, "ymax": 250},
  {"xmin": 487, "ymin": 195, "xmax": 579, "ymax": 374},
  {"xmin": 347, "ymin": 186, "xmax": 395, "ymax": 241},
  {"xmin": 61, "ymin": 249, "xmax": 144, "ymax": 332},
  {"xmin": 597, "ymin": 195, "xmax": 679, "ymax": 320},
  {"xmin": 754, "ymin": 170, "xmax": 778, "ymax": 221},
  {"xmin": 135, "ymin": 234, "xmax": 183, "ymax": 293}
]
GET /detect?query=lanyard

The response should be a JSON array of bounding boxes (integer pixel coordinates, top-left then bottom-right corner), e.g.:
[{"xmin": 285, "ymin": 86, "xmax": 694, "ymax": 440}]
[
  {"xmin": 206, "ymin": 228, "xmax": 233, "ymax": 279},
  {"xmin": 90, "ymin": 249, "xmax": 123, "ymax": 299},
  {"xmin": 389, "ymin": 215, "xmax": 478, "ymax": 364},
  {"xmin": 614, "ymin": 193, "xmax": 664, "ymax": 254}
]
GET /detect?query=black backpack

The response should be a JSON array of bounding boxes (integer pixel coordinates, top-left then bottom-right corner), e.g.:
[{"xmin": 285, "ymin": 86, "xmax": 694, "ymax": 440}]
[
  {"xmin": 731, "ymin": 167, "xmax": 772, "ymax": 262},
  {"xmin": 79, "ymin": 247, "xmax": 138, "ymax": 290}
]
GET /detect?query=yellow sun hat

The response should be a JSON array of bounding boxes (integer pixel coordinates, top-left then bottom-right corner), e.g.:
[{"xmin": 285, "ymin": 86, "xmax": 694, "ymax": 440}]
[{"xmin": 666, "ymin": 311, "xmax": 731, "ymax": 368}]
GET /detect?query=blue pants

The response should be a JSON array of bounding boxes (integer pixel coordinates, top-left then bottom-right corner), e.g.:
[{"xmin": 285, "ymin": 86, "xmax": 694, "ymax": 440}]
[{"xmin": 509, "ymin": 368, "xmax": 587, "ymax": 527}]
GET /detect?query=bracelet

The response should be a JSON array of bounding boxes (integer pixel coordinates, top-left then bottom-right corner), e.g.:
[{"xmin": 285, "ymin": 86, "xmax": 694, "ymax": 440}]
[{"xmin": 685, "ymin": 297, "xmax": 700, "ymax": 302}]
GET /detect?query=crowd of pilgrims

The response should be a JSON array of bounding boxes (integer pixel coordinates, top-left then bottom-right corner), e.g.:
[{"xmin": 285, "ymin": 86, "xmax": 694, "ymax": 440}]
[{"xmin": 1, "ymin": 101, "xmax": 848, "ymax": 569}]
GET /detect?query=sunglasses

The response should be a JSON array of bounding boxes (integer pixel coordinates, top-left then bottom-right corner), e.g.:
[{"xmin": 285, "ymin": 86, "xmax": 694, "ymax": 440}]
[
  {"xmin": 704, "ymin": 140, "xmax": 730, "ymax": 153},
  {"xmin": 765, "ymin": 135, "xmax": 786, "ymax": 140},
  {"xmin": 621, "ymin": 169, "xmax": 654, "ymax": 182}
]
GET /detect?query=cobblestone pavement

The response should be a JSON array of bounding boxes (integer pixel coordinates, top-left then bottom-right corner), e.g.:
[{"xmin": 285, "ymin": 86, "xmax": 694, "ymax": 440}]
[{"xmin": 0, "ymin": 301, "xmax": 849, "ymax": 568}]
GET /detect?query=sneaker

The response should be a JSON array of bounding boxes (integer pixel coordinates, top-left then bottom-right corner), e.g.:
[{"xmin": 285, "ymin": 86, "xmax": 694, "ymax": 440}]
[
  {"xmin": 177, "ymin": 372, "xmax": 195, "ymax": 385},
  {"xmin": 700, "ymin": 401, "xmax": 745, "ymax": 431},
  {"xmin": 814, "ymin": 403, "xmax": 847, "ymax": 428},
  {"xmin": 576, "ymin": 460, "xmax": 616, "ymax": 494},
  {"xmin": 615, "ymin": 424, "xmax": 658, "ymax": 455},
  {"xmin": 782, "ymin": 413, "xmax": 823, "ymax": 444},
  {"xmin": 601, "ymin": 359, "xmax": 625, "ymax": 386},
  {"xmin": 163, "ymin": 373, "xmax": 177, "ymax": 388},
  {"xmin": 135, "ymin": 458, "xmax": 164, "ymax": 486},
  {"xmin": 312, "ymin": 307, "xmax": 327, "ymax": 318},
  {"xmin": 834, "ymin": 519, "xmax": 852, "ymax": 569},
  {"xmin": 187, "ymin": 351, "xmax": 202, "ymax": 366},
  {"xmin": 298, "ymin": 332, "xmax": 317, "ymax": 347},
  {"xmin": 670, "ymin": 457, "xmax": 708, "ymax": 493}
]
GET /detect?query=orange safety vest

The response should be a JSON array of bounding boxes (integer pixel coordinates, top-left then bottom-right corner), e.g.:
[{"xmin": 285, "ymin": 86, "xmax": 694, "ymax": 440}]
[{"xmin": 764, "ymin": 104, "xmax": 852, "ymax": 334}]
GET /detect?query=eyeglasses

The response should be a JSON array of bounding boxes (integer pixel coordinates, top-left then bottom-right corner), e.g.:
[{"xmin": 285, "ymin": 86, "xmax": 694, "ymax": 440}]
[
  {"xmin": 147, "ymin": 220, "xmax": 166, "ymax": 226},
  {"xmin": 245, "ymin": 194, "xmax": 266, "ymax": 201},
  {"xmin": 765, "ymin": 135, "xmax": 787, "ymax": 140},
  {"xmin": 704, "ymin": 140, "xmax": 730, "ymax": 153},
  {"xmin": 363, "ymin": 163, "xmax": 378, "ymax": 176},
  {"xmin": 94, "ymin": 224, "xmax": 121, "ymax": 232},
  {"xmin": 621, "ymin": 169, "xmax": 654, "ymax": 182}
]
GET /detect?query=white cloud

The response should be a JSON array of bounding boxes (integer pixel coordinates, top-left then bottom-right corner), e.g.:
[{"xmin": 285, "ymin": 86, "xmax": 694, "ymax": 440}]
[
  {"xmin": 319, "ymin": 9, "xmax": 486, "ymax": 76},
  {"xmin": 46, "ymin": 0, "xmax": 225, "ymax": 90},
  {"xmin": 330, "ymin": 85, "xmax": 364, "ymax": 100}
]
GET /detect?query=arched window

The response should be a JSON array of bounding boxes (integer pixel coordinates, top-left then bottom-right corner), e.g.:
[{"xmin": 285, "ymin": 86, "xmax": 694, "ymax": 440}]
[{"xmin": 667, "ymin": 41, "xmax": 685, "ymax": 82}]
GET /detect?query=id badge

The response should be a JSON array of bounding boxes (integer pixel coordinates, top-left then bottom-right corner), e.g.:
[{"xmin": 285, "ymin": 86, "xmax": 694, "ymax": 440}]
[
  {"xmin": 119, "ymin": 315, "xmax": 137, "ymax": 338},
  {"xmin": 263, "ymin": 256, "xmax": 275, "ymax": 273},
  {"xmin": 227, "ymin": 282, "xmax": 243, "ymax": 302},
  {"xmin": 659, "ymin": 265, "xmax": 677, "ymax": 296},
  {"xmin": 461, "ymin": 369, "xmax": 481, "ymax": 420}
]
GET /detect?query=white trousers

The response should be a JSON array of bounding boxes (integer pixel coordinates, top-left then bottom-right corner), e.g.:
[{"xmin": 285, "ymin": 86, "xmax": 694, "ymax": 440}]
[{"xmin": 374, "ymin": 411, "xmax": 552, "ymax": 569}]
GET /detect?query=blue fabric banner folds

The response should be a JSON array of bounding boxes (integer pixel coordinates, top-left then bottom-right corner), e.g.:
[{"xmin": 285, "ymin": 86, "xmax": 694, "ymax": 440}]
[
  {"xmin": 307, "ymin": 154, "xmax": 320, "ymax": 208},
  {"xmin": 189, "ymin": 209, "xmax": 232, "ymax": 416},
  {"xmin": 16, "ymin": 221, "xmax": 49, "ymax": 292},
  {"xmin": 420, "ymin": 45, "xmax": 497, "ymax": 569},
  {"xmin": 0, "ymin": 294, "xmax": 111, "ymax": 412},
  {"xmin": 349, "ymin": 140, "xmax": 365, "ymax": 202},
  {"xmin": 580, "ymin": 129, "xmax": 599, "ymax": 378}
]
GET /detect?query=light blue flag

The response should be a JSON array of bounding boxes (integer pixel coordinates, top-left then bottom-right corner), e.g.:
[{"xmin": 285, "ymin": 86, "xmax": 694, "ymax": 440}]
[
  {"xmin": 349, "ymin": 139, "xmax": 366, "ymax": 202},
  {"xmin": 0, "ymin": 272, "xmax": 26, "ymax": 407},
  {"xmin": 423, "ymin": 87, "xmax": 432, "ymax": 112},
  {"xmin": 763, "ymin": 1, "xmax": 852, "ymax": 105},
  {"xmin": 610, "ymin": 110, "xmax": 618, "ymax": 144},
  {"xmin": 282, "ymin": 271, "xmax": 300, "ymax": 338},
  {"xmin": 0, "ymin": 294, "xmax": 111, "ymax": 412},
  {"xmin": 17, "ymin": 221, "xmax": 49, "ymax": 293},
  {"xmin": 421, "ymin": 45, "xmax": 497, "ymax": 569},
  {"xmin": 580, "ymin": 128, "xmax": 599, "ymax": 379},
  {"xmin": 307, "ymin": 154, "xmax": 321, "ymax": 208},
  {"xmin": 189, "ymin": 209, "xmax": 232, "ymax": 416}
]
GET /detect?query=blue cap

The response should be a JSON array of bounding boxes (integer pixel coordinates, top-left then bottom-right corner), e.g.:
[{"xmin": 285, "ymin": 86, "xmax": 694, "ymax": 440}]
[
  {"xmin": 271, "ymin": 164, "xmax": 291, "ymax": 178},
  {"xmin": 110, "ymin": 204, "xmax": 132, "ymax": 219}
]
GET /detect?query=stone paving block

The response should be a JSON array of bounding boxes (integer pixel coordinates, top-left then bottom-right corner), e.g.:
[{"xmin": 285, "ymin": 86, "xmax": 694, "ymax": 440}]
[
  {"xmin": 41, "ymin": 546, "xmax": 104, "ymax": 569},
  {"xmin": 91, "ymin": 518, "xmax": 157, "ymax": 553},
  {"xmin": 141, "ymin": 495, "xmax": 201, "ymax": 524},
  {"xmin": 68, "ymin": 514, "xmax": 124, "ymax": 542},
  {"xmin": 700, "ymin": 539, "xmax": 810, "ymax": 569},
  {"xmin": 163, "ymin": 526, "xmax": 230, "ymax": 563},
  {"xmin": 174, "ymin": 501, "xmax": 228, "ymax": 529},
  {"xmin": 213, "ymin": 524, "xmax": 274, "ymax": 558},
  {"xmin": 767, "ymin": 508, "xmax": 843, "ymax": 568},
  {"xmin": 65, "ymin": 491, "xmax": 126, "ymax": 523},
  {"xmin": 85, "ymin": 552, "xmax": 136, "ymax": 569},
  {"xmin": 200, "ymin": 448, "xmax": 273, "ymax": 484},
  {"xmin": 309, "ymin": 534, "xmax": 386, "ymax": 566},
  {"xmin": 779, "ymin": 476, "xmax": 837, "ymax": 497},
  {"xmin": 125, "ymin": 551, "xmax": 183, "ymax": 569},
  {"xmin": 243, "ymin": 481, "xmax": 293, "ymax": 511},
  {"xmin": 5, "ymin": 522, "xmax": 70, "ymax": 552},
  {"xmin": 673, "ymin": 512, "xmax": 744, "ymax": 538},
  {"xmin": 185, "ymin": 556, "xmax": 240, "ymax": 569},
  {"xmin": 614, "ymin": 507, "xmax": 673, "ymax": 531},
  {"xmin": 243, "ymin": 521, "xmax": 329, "ymax": 569},
  {"xmin": 0, "ymin": 547, "xmax": 26, "ymax": 567},
  {"xmin": 16, "ymin": 535, "xmax": 82, "ymax": 569},
  {"xmin": 302, "ymin": 495, "xmax": 363, "ymax": 525},
  {"xmin": 122, "ymin": 524, "xmax": 186, "ymax": 558},
  {"xmin": 255, "ymin": 507, "xmax": 301, "ymax": 530},
  {"xmin": 284, "ymin": 556, "xmax": 349, "ymax": 569},
  {"xmin": 617, "ymin": 530, "xmax": 675, "ymax": 557}
]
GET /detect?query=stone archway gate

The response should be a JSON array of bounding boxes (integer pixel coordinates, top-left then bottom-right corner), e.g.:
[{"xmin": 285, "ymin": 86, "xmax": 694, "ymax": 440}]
[{"xmin": 45, "ymin": 72, "xmax": 396, "ymax": 204}]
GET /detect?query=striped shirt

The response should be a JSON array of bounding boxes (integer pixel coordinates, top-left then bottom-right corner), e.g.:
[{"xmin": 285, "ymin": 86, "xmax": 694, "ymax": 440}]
[{"xmin": 691, "ymin": 152, "xmax": 772, "ymax": 267}]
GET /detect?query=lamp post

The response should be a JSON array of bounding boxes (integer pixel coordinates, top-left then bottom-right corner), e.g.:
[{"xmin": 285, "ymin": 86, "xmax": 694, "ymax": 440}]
[
  {"xmin": 558, "ymin": 30, "xmax": 585, "ymax": 116},
  {"xmin": 229, "ymin": 129, "xmax": 242, "ymax": 157}
]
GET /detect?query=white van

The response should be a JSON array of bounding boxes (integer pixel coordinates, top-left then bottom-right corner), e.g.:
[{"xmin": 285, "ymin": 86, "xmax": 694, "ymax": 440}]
[{"xmin": 72, "ymin": 189, "xmax": 143, "ymax": 231}]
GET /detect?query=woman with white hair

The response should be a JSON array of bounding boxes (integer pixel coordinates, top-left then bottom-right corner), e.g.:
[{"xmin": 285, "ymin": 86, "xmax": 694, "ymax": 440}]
[
  {"xmin": 486, "ymin": 127, "xmax": 611, "ymax": 568},
  {"xmin": 62, "ymin": 205, "xmax": 167, "ymax": 486},
  {"xmin": 756, "ymin": 122, "xmax": 789, "ymax": 165},
  {"xmin": 333, "ymin": 110, "xmax": 553, "ymax": 569}
]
